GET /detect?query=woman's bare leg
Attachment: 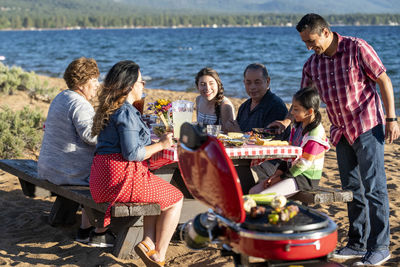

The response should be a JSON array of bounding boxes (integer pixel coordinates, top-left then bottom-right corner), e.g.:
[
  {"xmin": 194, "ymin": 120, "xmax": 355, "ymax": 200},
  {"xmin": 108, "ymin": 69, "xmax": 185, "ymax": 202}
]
[
  {"xmin": 154, "ymin": 198, "xmax": 183, "ymax": 261},
  {"xmin": 142, "ymin": 215, "xmax": 158, "ymax": 249}
]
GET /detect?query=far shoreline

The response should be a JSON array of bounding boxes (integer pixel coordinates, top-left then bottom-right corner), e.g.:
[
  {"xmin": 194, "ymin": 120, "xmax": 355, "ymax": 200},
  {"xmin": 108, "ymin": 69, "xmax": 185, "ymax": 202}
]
[{"xmin": 0, "ymin": 23, "xmax": 399, "ymax": 32}]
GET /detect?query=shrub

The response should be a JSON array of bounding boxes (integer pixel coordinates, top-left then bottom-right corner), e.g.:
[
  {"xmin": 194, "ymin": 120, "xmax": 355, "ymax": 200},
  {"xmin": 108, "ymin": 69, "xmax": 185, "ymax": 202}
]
[
  {"xmin": 0, "ymin": 106, "xmax": 45, "ymax": 159},
  {"xmin": 0, "ymin": 62, "xmax": 59, "ymax": 101}
]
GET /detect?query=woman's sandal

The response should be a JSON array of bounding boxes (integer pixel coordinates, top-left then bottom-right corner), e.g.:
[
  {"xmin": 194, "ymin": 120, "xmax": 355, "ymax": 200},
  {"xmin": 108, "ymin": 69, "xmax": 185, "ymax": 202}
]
[{"xmin": 134, "ymin": 241, "xmax": 165, "ymax": 267}]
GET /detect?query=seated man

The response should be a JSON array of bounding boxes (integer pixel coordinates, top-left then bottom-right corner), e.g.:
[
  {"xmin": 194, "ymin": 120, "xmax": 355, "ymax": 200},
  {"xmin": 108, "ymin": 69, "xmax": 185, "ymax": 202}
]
[{"xmin": 225, "ymin": 63, "xmax": 290, "ymax": 183}]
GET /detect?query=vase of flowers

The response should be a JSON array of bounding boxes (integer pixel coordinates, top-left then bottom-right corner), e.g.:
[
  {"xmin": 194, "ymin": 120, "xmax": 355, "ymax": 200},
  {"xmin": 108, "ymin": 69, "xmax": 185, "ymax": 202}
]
[{"xmin": 147, "ymin": 98, "xmax": 172, "ymax": 122}]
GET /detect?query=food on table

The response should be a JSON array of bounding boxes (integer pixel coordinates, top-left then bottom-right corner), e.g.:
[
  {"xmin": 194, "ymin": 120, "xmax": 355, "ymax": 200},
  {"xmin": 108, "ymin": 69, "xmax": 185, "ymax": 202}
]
[
  {"xmin": 223, "ymin": 139, "xmax": 244, "ymax": 147},
  {"xmin": 217, "ymin": 133, "xmax": 229, "ymax": 140},
  {"xmin": 227, "ymin": 132, "xmax": 244, "ymax": 139},
  {"xmin": 255, "ymin": 138, "xmax": 289, "ymax": 146}
]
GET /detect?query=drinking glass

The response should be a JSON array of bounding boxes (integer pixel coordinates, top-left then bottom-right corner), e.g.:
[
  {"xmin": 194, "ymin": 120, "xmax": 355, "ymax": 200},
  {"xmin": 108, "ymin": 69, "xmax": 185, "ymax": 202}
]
[
  {"xmin": 206, "ymin": 125, "xmax": 221, "ymax": 137},
  {"xmin": 167, "ymin": 100, "xmax": 194, "ymax": 139}
]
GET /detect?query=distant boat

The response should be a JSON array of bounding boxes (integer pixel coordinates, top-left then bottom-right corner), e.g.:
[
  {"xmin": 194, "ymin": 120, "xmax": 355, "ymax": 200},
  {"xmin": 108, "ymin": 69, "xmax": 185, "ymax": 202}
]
[{"xmin": 0, "ymin": 56, "xmax": 5, "ymax": 61}]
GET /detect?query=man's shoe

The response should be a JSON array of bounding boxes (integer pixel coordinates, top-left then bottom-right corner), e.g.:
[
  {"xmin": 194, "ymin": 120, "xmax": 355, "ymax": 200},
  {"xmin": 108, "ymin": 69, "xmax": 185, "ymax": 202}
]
[
  {"xmin": 353, "ymin": 250, "xmax": 391, "ymax": 266},
  {"xmin": 75, "ymin": 226, "xmax": 95, "ymax": 243},
  {"xmin": 332, "ymin": 246, "xmax": 366, "ymax": 259},
  {"xmin": 88, "ymin": 229, "xmax": 116, "ymax": 248}
]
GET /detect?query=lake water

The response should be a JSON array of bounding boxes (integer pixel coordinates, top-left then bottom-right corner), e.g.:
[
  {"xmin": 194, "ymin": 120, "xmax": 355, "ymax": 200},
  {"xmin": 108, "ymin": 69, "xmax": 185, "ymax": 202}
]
[{"xmin": 0, "ymin": 26, "xmax": 399, "ymax": 112}]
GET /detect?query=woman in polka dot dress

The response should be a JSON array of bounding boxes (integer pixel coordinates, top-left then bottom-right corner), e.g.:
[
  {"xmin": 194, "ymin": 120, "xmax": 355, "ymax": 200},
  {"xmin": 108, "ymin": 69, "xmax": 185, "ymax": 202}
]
[{"xmin": 90, "ymin": 60, "xmax": 183, "ymax": 266}]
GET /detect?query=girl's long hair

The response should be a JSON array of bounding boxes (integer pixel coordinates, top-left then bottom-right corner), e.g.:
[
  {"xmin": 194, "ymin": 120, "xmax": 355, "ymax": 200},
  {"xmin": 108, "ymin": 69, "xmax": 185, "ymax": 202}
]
[
  {"xmin": 195, "ymin": 67, "xmax": 224, "ymax": 125},
  {"xmin": 92, "ymin": 60, "xmax": 140, "ymax": 136},
  {"xmin": 293, "ymin": 86, "xmax": 322, "ymax": 135}
]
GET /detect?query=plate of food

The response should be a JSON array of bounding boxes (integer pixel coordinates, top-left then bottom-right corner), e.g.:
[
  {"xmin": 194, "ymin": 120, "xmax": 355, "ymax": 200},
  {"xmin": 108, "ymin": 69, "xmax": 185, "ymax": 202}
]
[
  {"xmin": 252, "ymin": 127, "xmax": 279, "ymax": 139},
  {"xmin": 223, "ymin": 139, "xmax": 245, "ymax": 147}
]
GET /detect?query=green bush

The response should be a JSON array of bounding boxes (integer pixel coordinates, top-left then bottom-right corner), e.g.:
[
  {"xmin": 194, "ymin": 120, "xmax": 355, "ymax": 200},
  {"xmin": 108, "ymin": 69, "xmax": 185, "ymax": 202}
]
[
  {"xmin": 0, "ymin": 106, "xmax": 45, "ymax": 159},
  {"xmin": 0, "ymin": 62, "xmax": 59, "ymax": 100}
]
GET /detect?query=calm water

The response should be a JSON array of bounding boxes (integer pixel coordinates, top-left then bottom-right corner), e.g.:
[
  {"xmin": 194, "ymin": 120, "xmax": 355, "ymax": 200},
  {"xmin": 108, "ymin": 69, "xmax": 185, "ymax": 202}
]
[{"xmin": 0, "ymin": 26, "xmax": 399, "ymax": 111}]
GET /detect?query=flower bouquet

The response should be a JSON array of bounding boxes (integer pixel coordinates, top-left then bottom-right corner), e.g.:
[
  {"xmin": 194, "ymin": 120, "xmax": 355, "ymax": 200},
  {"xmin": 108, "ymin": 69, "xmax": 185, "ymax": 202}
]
[
  {"xmin": 147, "ymin": 99, "xmax": 172, "ymax": 131},
  {"xmin": 148, "ymin": 99, "xmax": 172, "ymax": 118}
]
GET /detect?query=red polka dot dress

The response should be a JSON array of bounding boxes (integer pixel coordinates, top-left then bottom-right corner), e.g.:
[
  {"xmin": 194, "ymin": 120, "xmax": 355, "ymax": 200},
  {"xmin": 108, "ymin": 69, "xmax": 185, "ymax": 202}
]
[{"xmin": 90, "ymin": 153, "xmax": 183, "ymax": 227}]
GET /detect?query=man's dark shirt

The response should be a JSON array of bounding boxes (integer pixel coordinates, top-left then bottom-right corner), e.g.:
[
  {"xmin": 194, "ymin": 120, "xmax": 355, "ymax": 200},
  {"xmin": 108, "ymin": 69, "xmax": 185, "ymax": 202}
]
[{"xmin": 236, "ymin": 89, "xmax": 290, "ymax": 140}]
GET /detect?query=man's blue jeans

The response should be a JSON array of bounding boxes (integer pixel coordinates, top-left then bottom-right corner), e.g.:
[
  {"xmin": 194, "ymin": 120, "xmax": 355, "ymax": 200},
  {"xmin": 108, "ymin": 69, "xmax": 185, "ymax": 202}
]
[{"xmin": 336, "ymin": 124, "xmax": 390, "ymax": 251}]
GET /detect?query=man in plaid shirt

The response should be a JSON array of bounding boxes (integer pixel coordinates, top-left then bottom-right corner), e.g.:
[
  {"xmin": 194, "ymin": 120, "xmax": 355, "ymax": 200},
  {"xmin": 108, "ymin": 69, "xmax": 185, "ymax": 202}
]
[
  {"xmin": 298, "ymin": 14, "xmax": 399, "ymax": 266},
  {"xmin": 271, "ymin": 14, "xmax": 399, "ymax": 266}
]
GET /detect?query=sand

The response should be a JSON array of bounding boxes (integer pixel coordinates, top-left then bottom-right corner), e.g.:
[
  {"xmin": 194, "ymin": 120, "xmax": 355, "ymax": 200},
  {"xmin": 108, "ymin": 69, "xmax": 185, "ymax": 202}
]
[{"xmin": 0, "ymin": 76, "xmax": 399, "ymax": 266}]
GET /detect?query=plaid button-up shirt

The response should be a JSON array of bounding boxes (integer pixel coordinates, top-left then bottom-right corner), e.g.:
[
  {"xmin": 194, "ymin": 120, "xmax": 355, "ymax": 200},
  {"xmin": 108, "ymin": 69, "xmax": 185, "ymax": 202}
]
[{"xmin": 301, "ymin": 32, "xmax": 385, "ymax": 146}]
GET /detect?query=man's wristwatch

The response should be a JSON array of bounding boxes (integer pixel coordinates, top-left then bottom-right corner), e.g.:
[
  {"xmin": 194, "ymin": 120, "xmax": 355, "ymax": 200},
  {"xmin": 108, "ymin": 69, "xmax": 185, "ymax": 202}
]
[{"xmin": 386, "ymin": 117, "xmax": 398, "ymax": 122}]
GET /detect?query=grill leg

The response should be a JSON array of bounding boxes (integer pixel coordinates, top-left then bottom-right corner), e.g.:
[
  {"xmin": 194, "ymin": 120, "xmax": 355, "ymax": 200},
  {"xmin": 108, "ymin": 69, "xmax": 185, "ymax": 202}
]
[{"xmin": 232, "ymin": 253, "xmax": 251, "ymax": 267}]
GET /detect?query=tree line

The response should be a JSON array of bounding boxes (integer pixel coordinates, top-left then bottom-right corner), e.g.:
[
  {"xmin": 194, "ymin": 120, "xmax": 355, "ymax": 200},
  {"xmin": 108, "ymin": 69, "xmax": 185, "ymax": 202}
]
[{"xmin": 0, "ymin": 13, "xmax": 399, "ymax": 29}]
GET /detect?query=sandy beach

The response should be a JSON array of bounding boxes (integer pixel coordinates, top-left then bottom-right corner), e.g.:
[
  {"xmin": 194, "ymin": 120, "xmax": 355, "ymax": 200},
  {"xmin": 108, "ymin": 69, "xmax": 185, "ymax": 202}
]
[{"xmin": 0, "ymin": 76, "xmax": 399, "ymax": 266}]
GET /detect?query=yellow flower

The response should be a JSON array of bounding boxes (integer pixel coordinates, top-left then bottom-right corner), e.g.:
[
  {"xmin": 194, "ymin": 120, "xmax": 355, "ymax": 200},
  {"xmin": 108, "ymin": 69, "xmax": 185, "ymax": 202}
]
[{"xmin": 159, "ymin": 99, "xmax": 168, "ymax": 105}]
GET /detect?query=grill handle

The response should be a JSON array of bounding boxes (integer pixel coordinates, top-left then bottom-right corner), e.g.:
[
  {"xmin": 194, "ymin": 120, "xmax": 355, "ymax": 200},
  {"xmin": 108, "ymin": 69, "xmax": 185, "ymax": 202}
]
[{"xmin": 284, "ymin": 240, "xmax": 320, "ymax": 252}]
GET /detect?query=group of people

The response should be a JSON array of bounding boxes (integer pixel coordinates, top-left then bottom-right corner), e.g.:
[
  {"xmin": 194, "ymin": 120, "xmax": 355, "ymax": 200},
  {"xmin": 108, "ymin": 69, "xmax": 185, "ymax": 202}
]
[{"xmin": 37, "ymin": 13, "xmax": 398, "ymax": 266}]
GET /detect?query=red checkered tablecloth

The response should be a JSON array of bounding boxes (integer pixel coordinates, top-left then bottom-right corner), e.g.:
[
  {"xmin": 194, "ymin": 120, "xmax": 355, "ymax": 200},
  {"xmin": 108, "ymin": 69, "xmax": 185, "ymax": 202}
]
[{"xmin": 148, "ymin": 143, "xmax": 302, "ymax": 170}]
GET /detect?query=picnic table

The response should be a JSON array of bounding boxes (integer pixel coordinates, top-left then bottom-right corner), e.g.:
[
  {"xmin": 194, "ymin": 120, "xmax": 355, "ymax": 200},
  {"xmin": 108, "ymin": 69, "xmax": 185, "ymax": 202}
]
[
  {"xmin": 150, "ymin": 139, "xmax": 352, "ymax": 205},
  {"xmin": 149, "ymin": 140, "xmax": 302, "ymax": 194}
]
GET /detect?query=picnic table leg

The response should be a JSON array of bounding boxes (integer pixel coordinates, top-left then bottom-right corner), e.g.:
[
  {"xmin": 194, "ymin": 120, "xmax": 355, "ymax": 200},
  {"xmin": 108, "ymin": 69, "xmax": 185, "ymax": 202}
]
[
  {"xmin": 48, "ymin": 195, "xmax": 79, "ymax": 226},
  {"xmin": 111, "ymin": 217, "xmax": 143, "ymax": 259},
  {"xmin": 170, "ymin": 168, "xmax": 193, "ymax": 198},
  {"xmin": 231, "ymin": 159, "xmax": 256, "ymax": 195},
  {"xmin": 82, "ymin": 206, "xmax": 106, "ymax": 228},
  {"xmin": 82, "ymin": 206, "xmax": 144, "ymax": 259},
  {"xmin": 18, "ymin": 178, "xmax": 52, "ymax": 198}
]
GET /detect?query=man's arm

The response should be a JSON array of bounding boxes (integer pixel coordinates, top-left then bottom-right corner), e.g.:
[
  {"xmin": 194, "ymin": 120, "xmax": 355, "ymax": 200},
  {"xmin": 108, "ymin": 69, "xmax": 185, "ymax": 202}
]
[
  {"xmin": 267, "ymin": 107, "xmax": 293, "ymax": 134},
  {"xmin": 375, "ymin": 72, "xmax": 399, "ymax": 143}
]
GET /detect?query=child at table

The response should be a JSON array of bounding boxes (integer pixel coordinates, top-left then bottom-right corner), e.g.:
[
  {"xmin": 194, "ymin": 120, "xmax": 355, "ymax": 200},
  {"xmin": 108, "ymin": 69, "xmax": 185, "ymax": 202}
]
[
  {"xmin": 90, "ymin": 60, "xmax": 183, "ymax": 266},
  {"xmin": 249, "ymin": 86, "xmax": 330, "ymax": 197}
]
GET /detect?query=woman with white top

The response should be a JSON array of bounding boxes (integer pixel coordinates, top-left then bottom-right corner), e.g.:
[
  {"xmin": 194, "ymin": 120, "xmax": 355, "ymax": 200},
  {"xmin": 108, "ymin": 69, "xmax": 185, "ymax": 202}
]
[{"xmin": 195, "ymin": 67, "xmax": 235, "ymax": 132}]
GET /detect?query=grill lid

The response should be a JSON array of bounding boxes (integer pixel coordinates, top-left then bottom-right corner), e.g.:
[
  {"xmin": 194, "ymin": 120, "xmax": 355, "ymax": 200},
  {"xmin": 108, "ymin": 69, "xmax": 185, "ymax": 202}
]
[{"xmin": 177, "ymin": 123, "xmax": 246, "ymax": 223}]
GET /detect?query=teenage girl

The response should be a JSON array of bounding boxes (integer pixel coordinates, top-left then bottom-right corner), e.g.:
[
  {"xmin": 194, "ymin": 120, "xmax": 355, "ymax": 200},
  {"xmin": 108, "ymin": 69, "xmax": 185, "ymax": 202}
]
[
  {"xmin": 249, "ymin": 86, "xmax": 330, "ymax": 196},
  {"xmin": 195, "ymin": 67, "xmax": 235, "ymax": 132}
]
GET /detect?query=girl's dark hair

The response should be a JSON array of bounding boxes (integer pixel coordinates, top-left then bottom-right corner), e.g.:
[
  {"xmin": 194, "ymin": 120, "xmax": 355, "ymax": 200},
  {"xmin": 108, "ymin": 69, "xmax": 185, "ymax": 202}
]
[
  {"xmin": 92, "ymin": 60, "xmax": 140, "ymax": 136},
  {"xmin": 293, "ymin": 86, "xmax": 322, "ymax": 135},
  {"xmin": 195, "ymin": 67, "xmax": 224, "ymax": 125}
]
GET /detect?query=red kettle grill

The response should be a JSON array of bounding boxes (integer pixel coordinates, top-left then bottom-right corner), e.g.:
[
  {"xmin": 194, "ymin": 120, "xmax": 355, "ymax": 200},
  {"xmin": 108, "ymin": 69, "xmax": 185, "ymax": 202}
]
[{"xmin": 177, "ymin": 123, "xmax": 342, "ymax": 267}]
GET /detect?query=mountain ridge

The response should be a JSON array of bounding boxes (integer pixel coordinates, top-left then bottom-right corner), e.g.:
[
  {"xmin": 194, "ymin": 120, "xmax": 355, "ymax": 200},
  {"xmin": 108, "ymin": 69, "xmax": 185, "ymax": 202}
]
[
  {"xmin": 1, "ymin": 0, "xmax": 400, "ymax": 14},
  {"xmin": 118, "ymin": 0, "xmax": 400, "ymax": 14}
]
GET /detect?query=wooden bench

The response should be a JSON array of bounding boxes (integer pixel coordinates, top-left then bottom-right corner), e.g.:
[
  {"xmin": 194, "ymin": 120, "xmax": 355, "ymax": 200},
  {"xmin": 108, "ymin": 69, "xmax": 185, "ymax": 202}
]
[
  {"xmin": 0, "ymin": 159, "xmax": 161, "ymax": 259},
  {"xmin": 289, "ymin": 186, "xmax": 353, "ymax": 205}
]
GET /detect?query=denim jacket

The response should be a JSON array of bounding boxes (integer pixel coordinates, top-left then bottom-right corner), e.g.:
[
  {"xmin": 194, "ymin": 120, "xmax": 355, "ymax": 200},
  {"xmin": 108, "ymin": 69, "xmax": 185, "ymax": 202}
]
[{"xmin": 95, "ymin": 101, "xmax": 151, "ymax": 161}]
